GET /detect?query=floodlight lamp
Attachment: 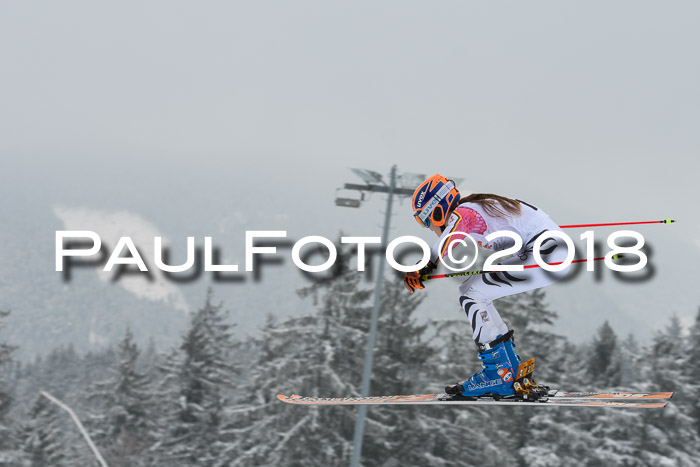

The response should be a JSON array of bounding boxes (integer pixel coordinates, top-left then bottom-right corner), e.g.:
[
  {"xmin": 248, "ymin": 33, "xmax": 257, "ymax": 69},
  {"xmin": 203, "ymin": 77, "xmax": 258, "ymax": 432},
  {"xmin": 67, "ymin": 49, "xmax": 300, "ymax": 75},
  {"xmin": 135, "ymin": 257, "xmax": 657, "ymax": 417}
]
[
  {"xmin": 335, "ymin": 198, "xmax": 362, "ymax": 208},
  {"xmin": 349, "ymin": 168, "xmax": 384, "ymax": 185}
]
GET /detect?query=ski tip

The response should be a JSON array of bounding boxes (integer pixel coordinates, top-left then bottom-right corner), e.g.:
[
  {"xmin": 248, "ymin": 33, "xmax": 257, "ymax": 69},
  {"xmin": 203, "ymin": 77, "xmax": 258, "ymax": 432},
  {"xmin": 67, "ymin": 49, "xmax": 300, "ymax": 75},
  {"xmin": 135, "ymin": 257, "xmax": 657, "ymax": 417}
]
[
  {"xmin": 597, "ymin": 401, "xmax": 669, "ymax": 408},
  {"xmin": 642, "ymin": 401, "xmax": 670, "ymax": 408},
  {"xmin": 642, "ymin": 392, "xmax": 675, "ymax": 400},
  {"xmin": 277, "ymin": 394, "xmax": 304, "ymax": 404}
]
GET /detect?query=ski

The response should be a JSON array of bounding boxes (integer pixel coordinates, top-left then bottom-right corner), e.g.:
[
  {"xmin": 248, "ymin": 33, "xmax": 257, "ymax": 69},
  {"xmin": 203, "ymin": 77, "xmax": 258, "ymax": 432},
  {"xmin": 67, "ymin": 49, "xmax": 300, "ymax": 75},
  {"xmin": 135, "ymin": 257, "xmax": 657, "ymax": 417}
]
[
  {"xmin": 277, "ymin": 393, "xmax": 670, "ymax": 408},
  {"xmin": 547, "ymin": 390, "xmax": 673, "ymax": 401}
]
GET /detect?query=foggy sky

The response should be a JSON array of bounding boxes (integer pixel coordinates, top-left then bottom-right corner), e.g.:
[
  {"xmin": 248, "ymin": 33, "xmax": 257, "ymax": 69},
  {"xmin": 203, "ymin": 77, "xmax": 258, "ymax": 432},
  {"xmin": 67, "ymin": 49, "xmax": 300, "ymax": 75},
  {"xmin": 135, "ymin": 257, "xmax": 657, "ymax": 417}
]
[{"xmin": 1, "ymin": 1, "xmax": 699, "ymax": 353}]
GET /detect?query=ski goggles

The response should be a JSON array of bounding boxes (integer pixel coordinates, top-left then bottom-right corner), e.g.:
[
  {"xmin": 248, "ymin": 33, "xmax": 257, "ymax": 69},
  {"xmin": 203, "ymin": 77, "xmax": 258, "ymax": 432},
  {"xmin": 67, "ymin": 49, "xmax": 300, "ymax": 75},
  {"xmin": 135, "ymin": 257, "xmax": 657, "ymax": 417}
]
[{"xmin": 414, "ymin": 213, "xmax": 431, "ymax": 228}]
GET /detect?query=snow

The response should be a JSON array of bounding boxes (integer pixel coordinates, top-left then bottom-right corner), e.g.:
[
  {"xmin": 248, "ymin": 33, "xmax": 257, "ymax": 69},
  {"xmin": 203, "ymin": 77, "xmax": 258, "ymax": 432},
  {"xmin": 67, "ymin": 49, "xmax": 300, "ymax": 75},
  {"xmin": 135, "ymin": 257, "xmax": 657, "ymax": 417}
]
[{"xmin": 53, "ymin": 206, "xmax": 189, "ymax": 313}]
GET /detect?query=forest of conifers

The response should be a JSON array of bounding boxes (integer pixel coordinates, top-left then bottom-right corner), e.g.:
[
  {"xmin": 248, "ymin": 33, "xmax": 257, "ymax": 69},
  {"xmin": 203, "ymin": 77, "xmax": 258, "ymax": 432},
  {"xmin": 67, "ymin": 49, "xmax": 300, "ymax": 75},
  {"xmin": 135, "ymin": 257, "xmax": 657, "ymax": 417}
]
[{"xmin": 1, "ymin": 268, "xmax": 699, "ymax": 466}]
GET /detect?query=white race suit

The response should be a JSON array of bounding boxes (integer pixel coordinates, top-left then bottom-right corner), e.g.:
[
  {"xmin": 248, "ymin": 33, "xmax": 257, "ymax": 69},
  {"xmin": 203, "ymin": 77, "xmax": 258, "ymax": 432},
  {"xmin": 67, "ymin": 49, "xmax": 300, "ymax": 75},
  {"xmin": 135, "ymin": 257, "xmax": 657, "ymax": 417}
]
[{"xmin": 430, "ymin": 200, "xmax": 571, "ymax": 344}]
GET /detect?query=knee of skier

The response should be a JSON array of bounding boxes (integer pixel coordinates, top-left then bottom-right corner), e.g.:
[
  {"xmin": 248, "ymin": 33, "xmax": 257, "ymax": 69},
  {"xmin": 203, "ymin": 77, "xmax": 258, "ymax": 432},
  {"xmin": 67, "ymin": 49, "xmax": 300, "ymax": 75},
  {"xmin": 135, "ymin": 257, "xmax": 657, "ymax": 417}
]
[{"xmin": 535, "ymin": 235, "xmax": 573, "ymax": 281}]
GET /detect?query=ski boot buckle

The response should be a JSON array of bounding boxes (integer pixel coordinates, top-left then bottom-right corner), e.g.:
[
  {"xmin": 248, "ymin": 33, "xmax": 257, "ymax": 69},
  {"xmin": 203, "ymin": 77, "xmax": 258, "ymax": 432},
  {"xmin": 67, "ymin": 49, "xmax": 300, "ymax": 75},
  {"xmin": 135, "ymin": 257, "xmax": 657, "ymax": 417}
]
[{"xmin": 512, "ymin": 358, "xmax": 548, "ymax": 401}]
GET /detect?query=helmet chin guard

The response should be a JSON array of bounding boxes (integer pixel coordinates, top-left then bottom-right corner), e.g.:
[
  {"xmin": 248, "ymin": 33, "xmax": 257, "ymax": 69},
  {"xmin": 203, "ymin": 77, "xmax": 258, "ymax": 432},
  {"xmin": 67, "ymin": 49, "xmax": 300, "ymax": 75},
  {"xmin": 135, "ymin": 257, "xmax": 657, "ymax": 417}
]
[{"xmin": 412, "ymin": 174, "xmax": 460, "ymax": 228}]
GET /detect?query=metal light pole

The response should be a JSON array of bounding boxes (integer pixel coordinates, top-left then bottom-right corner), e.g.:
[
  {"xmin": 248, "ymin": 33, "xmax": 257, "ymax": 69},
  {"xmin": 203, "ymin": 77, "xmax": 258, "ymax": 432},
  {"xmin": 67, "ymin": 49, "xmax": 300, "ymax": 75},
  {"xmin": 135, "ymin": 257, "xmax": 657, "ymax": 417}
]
[
  {"xmin": 349, "ymin": 166, "xmax": 394, "ymax": 467},
  {"xmin": 336, "ymin": 166, "xmax": 415, "ymax": 467},
  {"xmin": 337, "ymin": 167, "xmax": 464, "ymax": 466}
]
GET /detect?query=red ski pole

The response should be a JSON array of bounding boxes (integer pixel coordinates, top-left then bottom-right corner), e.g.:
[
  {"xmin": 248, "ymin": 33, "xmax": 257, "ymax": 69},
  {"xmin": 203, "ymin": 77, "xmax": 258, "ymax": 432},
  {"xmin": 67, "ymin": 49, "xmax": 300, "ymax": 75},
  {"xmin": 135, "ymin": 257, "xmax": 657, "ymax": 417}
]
[
  {"xmin": 559, "ymin": 219, "xmax": 675, "ymax": 229},
  {"xmin": 420, "ymin": 219, "xmax": 676, "ymax": 281},
  {"xmin": 423, "ymin": 256, "xmax": 616, "ymax": 281}
]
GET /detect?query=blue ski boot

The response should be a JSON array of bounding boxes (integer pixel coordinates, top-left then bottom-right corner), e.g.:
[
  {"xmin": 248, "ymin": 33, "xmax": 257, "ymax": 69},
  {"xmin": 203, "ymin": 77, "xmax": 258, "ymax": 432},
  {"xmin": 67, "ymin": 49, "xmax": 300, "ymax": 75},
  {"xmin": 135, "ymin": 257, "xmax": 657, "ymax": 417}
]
[{"xmin": 445, "ymin": 330, "xmax": 521, "ymax": 398}]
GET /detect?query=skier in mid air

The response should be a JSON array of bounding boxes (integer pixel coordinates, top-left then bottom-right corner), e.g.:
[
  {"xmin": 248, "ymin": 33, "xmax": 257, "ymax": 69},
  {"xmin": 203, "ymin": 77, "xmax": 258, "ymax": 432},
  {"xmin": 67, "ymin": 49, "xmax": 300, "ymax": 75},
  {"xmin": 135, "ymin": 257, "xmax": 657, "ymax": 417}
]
[
  {"xmin": 277, "ymin": 174, "xmax": 674, "ymax": 407},
  {"xmin": 405, "ymin": 174, "xmax": 571, "ymax": 399}
]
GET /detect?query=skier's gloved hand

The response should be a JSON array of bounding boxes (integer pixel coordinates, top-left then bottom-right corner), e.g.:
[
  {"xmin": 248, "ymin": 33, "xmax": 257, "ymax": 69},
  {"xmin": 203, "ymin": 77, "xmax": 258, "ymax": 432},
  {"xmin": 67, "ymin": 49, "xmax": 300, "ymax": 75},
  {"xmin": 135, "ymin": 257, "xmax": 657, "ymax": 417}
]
[{"xmin": 404, "ymin": 261, "xmax": 436, "ymax": 293}]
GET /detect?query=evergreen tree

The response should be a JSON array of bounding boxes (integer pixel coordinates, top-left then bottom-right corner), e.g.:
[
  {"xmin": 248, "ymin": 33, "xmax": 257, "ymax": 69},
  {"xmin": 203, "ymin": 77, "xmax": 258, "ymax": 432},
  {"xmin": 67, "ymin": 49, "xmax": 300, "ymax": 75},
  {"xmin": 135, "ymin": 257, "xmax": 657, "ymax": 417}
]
[
  {"xmin": 23, "ymin": 345, "xmax": 84, "ymax": 405},
  {"xmin": 497, "ymin": 288, "xmax": 562, "ymax": 381},
  {"xmin": 18, "ymin": 395, "xmax": 67, "ymax": 467},
  {"xmin": 359, "ymin": 279, "xmax": 442, "ymax": 466},
  {"xmin": 235, "ymin": 263, "xmax": 373, "ymax": 467},
  {"xmin": 419, "ymin": 289, "xmax": 567, "ymax": 466},
  {"xmin": 0, "ymin": 310, "xmax": 13, "ymax": 411},
  {"xmin": 0, "ymin": 309, "xmax": 22, "ymax": 466},
  {"xmin": 588, "ymin": 321, "xmax": 620, "ymax": 387},
  {"xmin": 522, "ymin": 342, "xmax": 619, "ymax": 466},
  {"xmin": 618, "ymin": 333, "xmax": 641, "ymax": 388},
  {"xmin": 685, "ymin": 307, "xmax": 700, "ymax": 438},
  {"xmin": 372, "ymin": 279, "xmax": 432, "ymax": 394},
  {"xmin": 88, "ymin": 328, "xmax": 156, "ymax": 467},
  {"xmin": 633, "ymin": 315, "xmax": 700, "ymax": 465},
  {"xmin": 153, "ymin": 289, "xmax": 241, "ymax": 466},
  {"xmin": 426, "ymin": 315, "xmax": 516, "ymax": 467},
  {"xmin": 533, "ymin": 315, "xmax": 700, "ymax": 466},
  {"xmin": 0, "ymin": 310, "xmax": 15, "ymax": 419},
  {"xmin": 490, "ymin": 290, "xmax": 566, "ymax": 466},
  {"xmin": 7, "ymin": 343, "xmax": 117, "ymax": 466}
]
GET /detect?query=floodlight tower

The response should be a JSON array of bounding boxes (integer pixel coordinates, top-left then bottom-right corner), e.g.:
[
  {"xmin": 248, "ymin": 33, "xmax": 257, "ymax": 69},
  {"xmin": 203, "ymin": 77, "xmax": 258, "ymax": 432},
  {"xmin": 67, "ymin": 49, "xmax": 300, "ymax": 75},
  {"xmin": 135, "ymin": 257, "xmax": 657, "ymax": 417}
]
[
  {"xmin": 337, "ymin": 167, "xmax": 464, "ymax": 466},
  {"xmin": 336, "ymin": 166, "xmax": 418, "ymax": 467}
]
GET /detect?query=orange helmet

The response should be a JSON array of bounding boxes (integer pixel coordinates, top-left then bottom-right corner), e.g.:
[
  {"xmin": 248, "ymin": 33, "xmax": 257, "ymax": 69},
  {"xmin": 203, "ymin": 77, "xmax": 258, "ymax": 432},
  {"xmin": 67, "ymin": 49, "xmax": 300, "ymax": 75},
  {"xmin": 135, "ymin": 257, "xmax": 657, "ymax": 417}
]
[{"xmin": 411, "ymin": 174, "xmax": 460, "ymax": 228}]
